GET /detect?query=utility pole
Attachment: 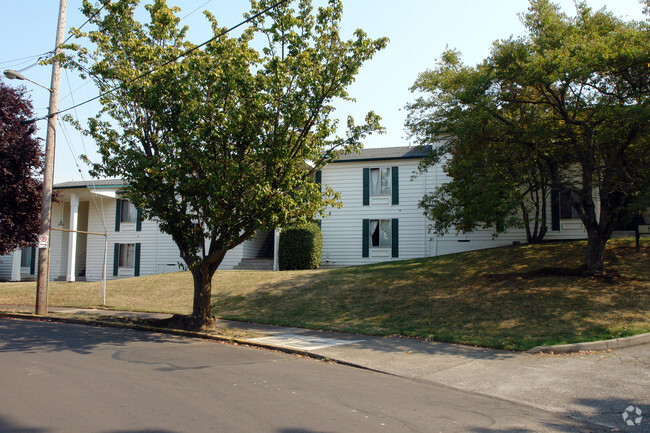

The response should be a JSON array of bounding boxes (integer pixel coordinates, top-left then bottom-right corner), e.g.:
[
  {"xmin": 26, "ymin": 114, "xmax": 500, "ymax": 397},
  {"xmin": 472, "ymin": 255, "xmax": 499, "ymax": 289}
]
[{"xmin": 36, "ymin": 0, "xmax": 68, "ymax": 316}]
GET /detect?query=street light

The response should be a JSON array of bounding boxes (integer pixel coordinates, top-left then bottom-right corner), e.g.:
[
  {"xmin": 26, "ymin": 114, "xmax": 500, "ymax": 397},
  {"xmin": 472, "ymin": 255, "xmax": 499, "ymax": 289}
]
[
  {"xmin": 3, "ymin": 69, "xmax": 53, "ymax": 93},
  {"xmin": 2, "ymin": 0, "xmax": 68, "ymax": 316}
]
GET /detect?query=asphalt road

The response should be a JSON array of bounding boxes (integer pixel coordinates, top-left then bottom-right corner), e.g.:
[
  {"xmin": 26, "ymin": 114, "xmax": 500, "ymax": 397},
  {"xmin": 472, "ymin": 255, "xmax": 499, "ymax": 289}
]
[{"xmin": 0, "ymin": 318, "xmax": 608, "ymax": 433}]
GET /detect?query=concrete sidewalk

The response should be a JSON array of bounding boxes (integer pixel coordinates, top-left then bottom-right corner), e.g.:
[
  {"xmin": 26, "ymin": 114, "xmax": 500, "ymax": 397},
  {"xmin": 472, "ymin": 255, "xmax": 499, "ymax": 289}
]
[{"xmin": 1, "ymin": 305, "xmax": 648, "ymax": 432}]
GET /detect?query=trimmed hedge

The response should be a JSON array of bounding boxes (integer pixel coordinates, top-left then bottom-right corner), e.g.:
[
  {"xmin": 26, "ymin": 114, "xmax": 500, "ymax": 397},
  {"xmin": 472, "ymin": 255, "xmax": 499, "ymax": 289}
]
[{"xmin": 278, "ymin": 222, "xmax": 322, "ymax": 270}]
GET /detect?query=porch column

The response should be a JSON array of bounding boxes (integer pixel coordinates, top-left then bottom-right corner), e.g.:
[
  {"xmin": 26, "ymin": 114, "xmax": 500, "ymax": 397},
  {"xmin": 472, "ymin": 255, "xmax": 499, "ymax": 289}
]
[
  {"xmin": 66, "ymin": 193, "xmax": 79, "ymax": 282},
  {"xmin": 273, "ymin": 229, "xmax": 280, "ymax": 271},
  {"xmin": 11, "ymin": 250, "xmax": 21, "ymax": 281}
]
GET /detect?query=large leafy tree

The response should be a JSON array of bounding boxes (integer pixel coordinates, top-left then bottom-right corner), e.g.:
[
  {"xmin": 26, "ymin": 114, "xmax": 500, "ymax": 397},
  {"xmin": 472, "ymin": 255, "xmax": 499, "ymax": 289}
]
[
  {"xmin": 68, "ymin": 0, "xmax": 387, "ymax": 329},
  {"xmin": 0, "ymin": 82, "xmax": 43, "ymax": 256},
  {"xmin": 407, "ymin": 0, "xmax": 650, "ymax": 271}
]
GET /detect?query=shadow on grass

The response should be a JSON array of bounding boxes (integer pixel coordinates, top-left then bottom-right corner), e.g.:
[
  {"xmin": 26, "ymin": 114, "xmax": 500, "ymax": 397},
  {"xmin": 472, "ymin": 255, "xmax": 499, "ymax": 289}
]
[{"xmin": 212, "ymin": 241, "xmax": 650, "ymax": 351}]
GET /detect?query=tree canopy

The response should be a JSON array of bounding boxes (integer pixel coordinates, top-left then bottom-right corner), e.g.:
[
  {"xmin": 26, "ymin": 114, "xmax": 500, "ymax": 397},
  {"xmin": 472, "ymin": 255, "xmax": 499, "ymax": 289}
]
[
  {"xmin": 67, "ymin": 0, "xmax": 387, "ymax": 328},
  {"xmin": 0, "ymin": 82, "xmax": 43, "ymax": 256},
  {"xmin": 407, "ymin": 0, "xmax": 650, "ymax": 271}
]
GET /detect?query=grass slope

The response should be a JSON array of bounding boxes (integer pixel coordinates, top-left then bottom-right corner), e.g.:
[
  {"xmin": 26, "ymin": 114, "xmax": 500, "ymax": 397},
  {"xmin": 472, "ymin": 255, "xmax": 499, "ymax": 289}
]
[{"xmin": 1, "ymin": 239, "xmax": 648, "ymax": 350}]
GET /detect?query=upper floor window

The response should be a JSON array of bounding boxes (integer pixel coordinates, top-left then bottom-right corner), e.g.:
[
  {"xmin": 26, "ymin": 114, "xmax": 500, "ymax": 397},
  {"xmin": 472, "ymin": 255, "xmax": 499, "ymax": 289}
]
[
  {"xmin": 120, "ymin": 199, "xmax": 138, "ymax": 223},
  {"xmin": 369, "ymin": 167, "xmax": 391, "ymax": 195},
  {"xmin": 363, "ymin": 166, "xmax": 399, "ymax": 206}
]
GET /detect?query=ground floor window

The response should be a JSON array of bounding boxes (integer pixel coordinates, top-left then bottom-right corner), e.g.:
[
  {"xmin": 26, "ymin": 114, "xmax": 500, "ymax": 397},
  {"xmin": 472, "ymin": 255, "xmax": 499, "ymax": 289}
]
[
  {"xmin": 362, "ymin": 218, "xmax": 398, "ymax": 258},
  {"xmin": 370, "ymin": 219, "xmax": 391, "ymax": 247},
  {"xmin": 113, "ymin": 243, "xmax": 141, "ymax": 277},
  {"xmin": 20, "ymin": 246, "xmax": 34, "ymax": 268},
  {"xmin": 119, "ymin": 244, "xmax": 135, "ymax": 268},
  {"xmin": 21, "ymin": 246, "xmax": 36, "ymax": 274},
  {"xmin": 560, "ymin": 191, "xmax": 581, "ymax": 219}
]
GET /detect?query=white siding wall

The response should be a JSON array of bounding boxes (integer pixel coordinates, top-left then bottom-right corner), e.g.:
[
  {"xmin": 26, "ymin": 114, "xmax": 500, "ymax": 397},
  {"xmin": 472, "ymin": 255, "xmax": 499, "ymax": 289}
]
[
  {"xmin": 0, "ymin": 252, "xmax": 15, "ymax": 281},
  {"xmin": 321, "ymin": 157, "xmax": 590, "ymax": 267},
  {"xmin": 49, "ymin": 203, "xmax": 68, "ymax": 280},
  {"xmin": 84, "ymin": 195, "xmax": 245, "ymax": 281},
  {"xmin": 321, "ymin": 158, "xmax": 428, "ymax": 267},
  {"xmin": 425, "ymin": 161, "xmax": 587, "ymax": 257}
]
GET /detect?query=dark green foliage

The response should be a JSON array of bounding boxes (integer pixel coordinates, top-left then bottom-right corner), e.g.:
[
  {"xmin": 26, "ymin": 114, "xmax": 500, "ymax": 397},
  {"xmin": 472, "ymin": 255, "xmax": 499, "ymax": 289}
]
[
  {"xmin": 279, "ymin": 223, "xmax": 322, "ymax": 270},
  {"xmin": 0, "ymin": 82, "xmax": 43, "ymax": 255},
  {"xmin": 407, "ymin": 0, "xmax": 650, "ymax": 271}
]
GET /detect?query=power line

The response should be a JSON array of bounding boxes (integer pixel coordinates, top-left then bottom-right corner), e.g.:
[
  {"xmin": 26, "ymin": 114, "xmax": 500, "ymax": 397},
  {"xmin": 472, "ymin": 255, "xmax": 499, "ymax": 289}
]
[
  {"xmin": 64, "ymin": 68, "xmax": 90, "ymax": 157},
  {"xmin": 61, "ymin": 2, "xmax": 108, "ymax": 46},
  {"xmin": 0, "ymin": 52, "xmax": 51, "ymax": 67},
  {"xmin": 58, "ymin": 118, "xmax": 107, "ymax": 231},
  {"xmin": 2, "ymin": 3, "xmax": 105, "ymax": 75},
  {"xmin": 181, "ymin": 0, "xmax": 215, "ymax": 22},
  {"xmin": 29, "ymin": 0, "xmax": 290, "ymax": 123}
]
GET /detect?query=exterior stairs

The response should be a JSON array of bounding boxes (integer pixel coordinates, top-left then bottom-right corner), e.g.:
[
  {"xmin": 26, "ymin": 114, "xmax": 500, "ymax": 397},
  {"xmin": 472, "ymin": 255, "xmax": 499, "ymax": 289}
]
[
  {"xmin": 233, "ymin": 231, "xmax": 275, "ymax": 270},
  {"xmin": 233, "ymin": 258, "xmax": 274, "ymax": 271}
]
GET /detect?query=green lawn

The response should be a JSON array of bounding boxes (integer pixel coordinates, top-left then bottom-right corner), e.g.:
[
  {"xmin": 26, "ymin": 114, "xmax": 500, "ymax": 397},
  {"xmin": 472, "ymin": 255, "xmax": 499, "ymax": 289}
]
[{"xmin": 1, "ymin": 238, "xmax": 648, "ymax": 351}]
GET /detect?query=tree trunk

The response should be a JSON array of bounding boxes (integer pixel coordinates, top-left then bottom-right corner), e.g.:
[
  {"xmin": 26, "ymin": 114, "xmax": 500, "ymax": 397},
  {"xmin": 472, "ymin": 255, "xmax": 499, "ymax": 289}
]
[
  {"xmin": 585, "ymin": 231, "xmax": 606, "ymax": 272},
  {"xmin": 189, "ymin": 265, "xmax": 217, "ymax": 330}
]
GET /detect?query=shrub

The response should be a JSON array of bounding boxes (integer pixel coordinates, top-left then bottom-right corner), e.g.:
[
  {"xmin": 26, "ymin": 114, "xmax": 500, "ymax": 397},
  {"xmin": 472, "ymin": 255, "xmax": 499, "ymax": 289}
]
[{"xmin": 278, "ymin": 222, "xmax": 322, "ymax": 270}]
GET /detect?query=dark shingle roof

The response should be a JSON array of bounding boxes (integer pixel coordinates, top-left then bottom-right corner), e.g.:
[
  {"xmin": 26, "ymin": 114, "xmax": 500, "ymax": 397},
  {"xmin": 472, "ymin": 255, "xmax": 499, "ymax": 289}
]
[
  {"xmin": 332, "ymin": 145, "xmax": 431, "ymax": 163},
  {"xmin": 54, "ymin": 179, "xmax": 125, "ymax": 189}
]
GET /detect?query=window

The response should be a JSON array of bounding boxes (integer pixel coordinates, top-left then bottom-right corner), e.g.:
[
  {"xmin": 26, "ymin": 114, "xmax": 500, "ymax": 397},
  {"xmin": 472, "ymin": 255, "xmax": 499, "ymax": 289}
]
[
  {"xmin": 362, "ymin": 218, "xmax": 399, "ymax": 258},
  {"xmin": 113, "ymin": 243, "xmax": 141, "ymax": 277},
  {"xmin": 20, "ymin": 246, "xmax": 34, "ymax": 268},
  {"xmin": 560, "ymin": 191, "xmax": 580, "ymax": 219},
  {"xmin": 119, "ymin": 244, "xmax": 135, "ymax": 268},
  {"xmin": 370, "ymin": 219, "xmax": 391, "ymax": 247},
  {"xmin": 363, "ymin": 166, "xmax": 398, "ymax": 206},
  {"xmin": 551, "ymin": 190, "xmax": 581, "ymax": 231},
  {"xmin": 120, "ymin": 199, "xmax": 137, "ymax": 223},
  {"xmin": 369, "ymin": 167, "xmax": 391, "ymax": 195}
]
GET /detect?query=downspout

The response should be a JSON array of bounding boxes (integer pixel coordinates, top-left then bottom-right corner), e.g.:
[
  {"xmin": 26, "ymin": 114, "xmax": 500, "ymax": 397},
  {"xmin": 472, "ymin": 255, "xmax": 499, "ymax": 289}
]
[{"xmin": 433, "ymin": 163, "xmax": 439, "ymax": 256}]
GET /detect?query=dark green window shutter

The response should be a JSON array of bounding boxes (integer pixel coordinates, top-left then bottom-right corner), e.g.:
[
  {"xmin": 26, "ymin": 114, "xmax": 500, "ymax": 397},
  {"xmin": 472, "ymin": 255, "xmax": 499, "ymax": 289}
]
[
  {"xmin": 362, "ymin": 219, "xmax": 370, "ymax": 258},
  {"xmin": 391, "ymin": 166, "xmax": 399, "ymax": 205},
  {"xmin": 113, "ymin": 243, "xmax": 119, "ymax": 276},
  {"xmin": 134, "ymin": 243, "xmax": 141, "ymax": 277},
  {"xmin": 29, "ymin": 247, "xmax": 36, "ymax": 275},
  {"xmin": 362, "ymin": 168, "xmax": 369, "ymax": 206},
  {"xmin": 315, "ymin": 170, "xmax": 322, "ymax": 189},
  {"xmin": 551, "ymin": 190, "xmax": 560, "ymax": 231},
  {"xmin": 391, "ymin": 219, "xmax": 399, "ymax": 258},
  {"xmin": 115, "ymin": 199, "xmax": 122, "ymax": 232},
  {"xmin": 136, "ymin": 209, "xmax": 143, "ymax": 232}
]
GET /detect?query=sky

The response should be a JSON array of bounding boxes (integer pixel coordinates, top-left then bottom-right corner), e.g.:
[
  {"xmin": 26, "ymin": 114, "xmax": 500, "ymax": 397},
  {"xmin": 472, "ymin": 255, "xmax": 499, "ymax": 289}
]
[{"xmin": 1, "ymin": 0, "xmax": 647, "ymax": 183}]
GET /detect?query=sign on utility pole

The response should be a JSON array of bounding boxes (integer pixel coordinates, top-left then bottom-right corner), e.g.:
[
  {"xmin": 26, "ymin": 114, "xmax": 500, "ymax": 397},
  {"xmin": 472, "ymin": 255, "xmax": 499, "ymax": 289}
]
[{"xmin": 35, "ymin": 0, "xmax": 67, "ymax": 316}]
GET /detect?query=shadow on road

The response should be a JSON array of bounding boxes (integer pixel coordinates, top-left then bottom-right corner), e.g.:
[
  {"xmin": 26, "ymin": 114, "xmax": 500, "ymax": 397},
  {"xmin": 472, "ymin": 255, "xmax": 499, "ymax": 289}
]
[
  {"xmin": 0, "ymin": 414, "xmax": 49, "ymax": 432},
  {"xmin": 0, "ymin": 317, "xmax": 190, "ymax": 355}
]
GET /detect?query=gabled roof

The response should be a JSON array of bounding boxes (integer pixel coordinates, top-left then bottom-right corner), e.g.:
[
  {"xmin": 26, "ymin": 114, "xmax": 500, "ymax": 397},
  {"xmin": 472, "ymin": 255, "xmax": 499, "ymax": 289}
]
[
  {"xmin": 54, "ymin": 178, "xmax": 125, "ymax": 189},
  {"xmin": 332, "ymin": 145, "xmax": 431, "ymax": 163}
]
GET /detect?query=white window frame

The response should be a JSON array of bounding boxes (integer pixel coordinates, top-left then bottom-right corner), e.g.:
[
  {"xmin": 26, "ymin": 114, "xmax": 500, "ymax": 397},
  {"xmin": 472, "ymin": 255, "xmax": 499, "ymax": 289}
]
[
  {"xmin": 120, "ymin": 199, "xmax": 137, "ymax": 223},
  {"xmin": 370, "ymin": 219, "xmax": 391, "ymax": 248},
  {"xmin": 118, "ymin": 243, "xmax": 136, "ymax": 269},
  {"xmin": 369, "ymin": 167, "xmax": 391, "ymax": 196}
]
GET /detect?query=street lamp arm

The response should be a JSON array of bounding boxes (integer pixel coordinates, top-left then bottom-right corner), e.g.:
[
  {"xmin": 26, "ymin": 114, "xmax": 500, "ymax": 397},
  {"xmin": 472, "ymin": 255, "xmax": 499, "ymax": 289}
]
[{"xmin": 3, "ymin": 69, "xmax": 53, "ymax": 93}]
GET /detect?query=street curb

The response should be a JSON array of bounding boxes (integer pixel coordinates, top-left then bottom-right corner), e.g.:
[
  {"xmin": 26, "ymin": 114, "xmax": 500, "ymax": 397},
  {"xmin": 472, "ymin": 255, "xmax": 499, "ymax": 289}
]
[
  {"xmin": 526, "ymin": 332, "xmax": 650, "ymax": 354},
  {"xmin": 0, "ymin": 311, "xmax": 387, "ymax": 376},
  {"xmin": 2, "ymin": 310, "xmax": 648, "ymax": 357}
]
